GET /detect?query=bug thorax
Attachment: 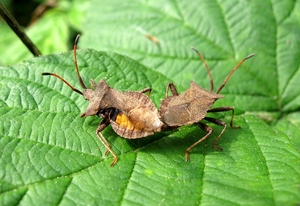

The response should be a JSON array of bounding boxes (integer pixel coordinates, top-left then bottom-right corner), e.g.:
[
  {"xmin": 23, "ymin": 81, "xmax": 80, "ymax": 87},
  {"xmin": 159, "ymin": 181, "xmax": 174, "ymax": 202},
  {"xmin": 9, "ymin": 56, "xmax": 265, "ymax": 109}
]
[
  {"xmin": 80, "ymin": 80, "xmax": 110, "ymax": 117},
  {"xmin": 159, "ymin": 81, "xmax": 225, "ymax": 127},
  {"xmin": 189, "ymin": 81, "xmax": 223, "ymax": 100}
]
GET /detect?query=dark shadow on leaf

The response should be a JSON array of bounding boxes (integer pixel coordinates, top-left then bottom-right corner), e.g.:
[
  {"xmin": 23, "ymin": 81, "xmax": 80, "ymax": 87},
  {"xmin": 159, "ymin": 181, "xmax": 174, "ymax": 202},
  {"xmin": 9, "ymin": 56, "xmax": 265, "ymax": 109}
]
[{"xmin": 83, "ymin": 115, "xmax": 241, "ymax": 158}]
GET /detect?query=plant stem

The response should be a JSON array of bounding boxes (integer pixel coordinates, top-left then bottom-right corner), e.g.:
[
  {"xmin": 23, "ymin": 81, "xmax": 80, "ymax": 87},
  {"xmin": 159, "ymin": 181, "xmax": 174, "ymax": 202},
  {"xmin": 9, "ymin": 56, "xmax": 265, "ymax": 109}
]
[{"xmin": 0, "ymin": 2, "xmax": 42, "ymax": 57}]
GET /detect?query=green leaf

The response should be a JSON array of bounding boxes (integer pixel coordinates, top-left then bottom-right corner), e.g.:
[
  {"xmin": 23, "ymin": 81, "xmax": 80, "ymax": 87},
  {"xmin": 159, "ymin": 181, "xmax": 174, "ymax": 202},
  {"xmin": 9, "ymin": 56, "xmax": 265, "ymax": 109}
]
[
  {"xmin": 80, "ymin": 0, "xmax": 300, "ymax": 114},
  {"xmin": 275, "ymin": 112, "xmax": 300, "ymax": 151},
  {"xmin": 0, "ymin": 49, "xmax": 299, "ymax": 205},
  {"xmin": 1, "ymin": 0, "xmax": 300, "ymax": 205}
]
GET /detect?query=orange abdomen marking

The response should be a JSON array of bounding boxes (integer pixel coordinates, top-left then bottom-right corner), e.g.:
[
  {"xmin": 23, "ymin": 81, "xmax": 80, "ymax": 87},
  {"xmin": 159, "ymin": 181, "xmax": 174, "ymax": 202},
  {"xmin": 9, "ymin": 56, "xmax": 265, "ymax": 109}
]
[{"xmin": 115, "ymin": 112, "xmax": 143, "ymax": 130}]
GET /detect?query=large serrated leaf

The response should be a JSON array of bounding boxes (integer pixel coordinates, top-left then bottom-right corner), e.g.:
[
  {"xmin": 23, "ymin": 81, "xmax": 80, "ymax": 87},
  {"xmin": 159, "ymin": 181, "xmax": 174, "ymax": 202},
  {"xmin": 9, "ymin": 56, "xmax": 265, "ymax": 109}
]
[
  {"xmin": 0, "ymin": 48, "xmax": 299, "ymax": 205},
  {"xmin": 1, "ymin": 0, "xmax": 300, "ymax": 205}
]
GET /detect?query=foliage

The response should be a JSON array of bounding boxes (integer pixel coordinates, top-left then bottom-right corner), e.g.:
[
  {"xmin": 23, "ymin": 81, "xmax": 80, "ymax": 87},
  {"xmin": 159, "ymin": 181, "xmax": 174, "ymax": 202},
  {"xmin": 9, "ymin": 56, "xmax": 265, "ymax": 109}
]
[{"xmin": 0, "ymin": 0, "xmax": 300, "ymax": 205}]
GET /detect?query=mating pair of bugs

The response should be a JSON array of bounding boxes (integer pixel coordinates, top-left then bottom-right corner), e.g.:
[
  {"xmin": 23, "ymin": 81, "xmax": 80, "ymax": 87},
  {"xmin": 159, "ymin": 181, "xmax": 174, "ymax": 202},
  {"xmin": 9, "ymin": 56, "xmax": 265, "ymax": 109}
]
[{"xmin": 43, "ymin": 35, "xmax": 254, "ymax": 166}]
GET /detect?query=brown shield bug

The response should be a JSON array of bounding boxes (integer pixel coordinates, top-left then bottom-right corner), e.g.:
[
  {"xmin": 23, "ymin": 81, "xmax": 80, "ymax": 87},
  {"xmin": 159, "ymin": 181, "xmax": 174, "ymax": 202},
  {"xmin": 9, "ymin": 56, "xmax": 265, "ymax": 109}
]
[
  {"xmin": 159, "ymin": 48, "xmax": 254, "ymax": 161},
  {"xmin": 42, "ymin": 35, "xmax": 163, "ymax": 166}
]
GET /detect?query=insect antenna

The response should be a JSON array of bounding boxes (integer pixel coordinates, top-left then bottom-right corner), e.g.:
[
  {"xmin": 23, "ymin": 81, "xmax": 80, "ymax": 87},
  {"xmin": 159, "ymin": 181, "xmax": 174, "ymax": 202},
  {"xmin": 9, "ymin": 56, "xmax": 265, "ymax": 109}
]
[
  {"xmin": 42, "ymin": 34, "xmax": 89, "ymax": 95},
  {"xmin": 42, "ymin": 72, "xmax": 83, "ymax": 95},
  {"xmin": 216, "ymin": 54, "xmax": 255, "ymax": 94},
  {"xmin": 191, "ymin": 47, "xmax": 214, "ymax": 92},
  {"xmin": 74, "ymin": 34, "xmax": 87, "ymax": 89}
]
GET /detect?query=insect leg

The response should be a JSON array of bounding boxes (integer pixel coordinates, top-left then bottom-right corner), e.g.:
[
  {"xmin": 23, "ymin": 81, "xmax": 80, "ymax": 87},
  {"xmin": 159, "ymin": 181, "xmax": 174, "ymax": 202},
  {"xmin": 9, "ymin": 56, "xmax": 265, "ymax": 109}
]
[
  {"xmin": 207, "ymin": 107, "xmax": 240, "ymax": 129},
  {"xmin": 96, "ymin": 118, "xmax": 111, "ymax": 156},
  {"xmin": 203, "ymin": 117, "xmax": 228, "ymax": 151},
  {"xmin": 185, "ymin": 122, "xmax": 213, "ymax": 162},
  {"xmin": 165, "ymin": 83, "xmax": 179, "ymax": 96},
  {"xmin": 96, "ymin": 118, "xmax": 118, "ymax": 166}
]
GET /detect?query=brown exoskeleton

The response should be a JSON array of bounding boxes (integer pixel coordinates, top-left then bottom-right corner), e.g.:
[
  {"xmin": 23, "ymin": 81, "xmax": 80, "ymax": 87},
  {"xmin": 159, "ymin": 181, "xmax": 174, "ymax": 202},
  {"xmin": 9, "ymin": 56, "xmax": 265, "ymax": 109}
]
[
  {"xmin": 159, "ymin": 48, "xmax": 254, "ymax": 161},
  {"xmin": 42, "ymin": 35, "xmax": 163, "ymax": 166}
]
